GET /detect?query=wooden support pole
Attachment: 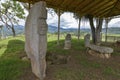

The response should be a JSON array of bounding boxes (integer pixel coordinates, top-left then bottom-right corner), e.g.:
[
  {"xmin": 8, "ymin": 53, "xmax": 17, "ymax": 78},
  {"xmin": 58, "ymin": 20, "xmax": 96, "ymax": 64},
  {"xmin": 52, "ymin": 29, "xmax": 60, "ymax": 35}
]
[
  {"xmin": 105, "ymin": 19, "xmax": 108, "ymax": 42},
  {"xmin": 57, "ymin": 8, "xmax": 60, "ymax": 45},
  {"xmin": 78, "ymin": 18, "xmax": 81, "ymax": 40}
]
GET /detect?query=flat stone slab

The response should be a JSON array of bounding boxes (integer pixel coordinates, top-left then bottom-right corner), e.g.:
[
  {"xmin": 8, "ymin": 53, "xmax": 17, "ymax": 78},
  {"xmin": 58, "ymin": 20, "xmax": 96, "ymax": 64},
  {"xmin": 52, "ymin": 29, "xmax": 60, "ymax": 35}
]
[{"xmin": 84, "ymin": 34, "xmax": 113, "ymax": 59}]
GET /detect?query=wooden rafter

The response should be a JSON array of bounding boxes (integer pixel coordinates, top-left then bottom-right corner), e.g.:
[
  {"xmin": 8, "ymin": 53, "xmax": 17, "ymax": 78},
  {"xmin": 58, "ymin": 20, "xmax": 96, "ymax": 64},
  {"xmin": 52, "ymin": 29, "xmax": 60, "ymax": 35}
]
[{"xmin": 17, "ymin": 0, "xmax": 120, "ymax": 18}]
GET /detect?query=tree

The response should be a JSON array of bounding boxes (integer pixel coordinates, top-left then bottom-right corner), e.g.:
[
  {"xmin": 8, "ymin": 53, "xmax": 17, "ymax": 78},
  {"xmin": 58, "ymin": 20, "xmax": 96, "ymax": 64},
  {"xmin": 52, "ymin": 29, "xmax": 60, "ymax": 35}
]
[
  {"xmin": 0, "ymin": 0, "xmax": 25, "ymax": 37},
  {"xmin": 73, "ymin": 13, "xmax": 81, "ymax": 40},
  {"xmin": 86, "ymin": 15, "xmax": 103, "ymax": 44},
  {"xmin": 21, "ymin": 2, "xmax": 31, "ymax": 11}
]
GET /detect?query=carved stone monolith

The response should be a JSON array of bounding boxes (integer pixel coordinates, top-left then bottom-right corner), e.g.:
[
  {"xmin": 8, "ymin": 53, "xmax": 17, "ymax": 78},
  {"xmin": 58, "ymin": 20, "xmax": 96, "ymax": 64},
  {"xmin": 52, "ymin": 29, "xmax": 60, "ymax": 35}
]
[
  {"xmin": 64, "ymin": 34, "xmax": 71, "ymax": 49},
  {"xmin": 25, "ymin": 1, "xmax": 47, "ymax": 80}
]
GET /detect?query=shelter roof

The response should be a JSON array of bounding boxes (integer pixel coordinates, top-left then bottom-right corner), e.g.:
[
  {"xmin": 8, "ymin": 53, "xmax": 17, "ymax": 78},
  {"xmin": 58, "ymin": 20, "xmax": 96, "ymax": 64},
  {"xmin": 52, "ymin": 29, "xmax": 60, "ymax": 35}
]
[{"xmin": 17, "ymin": 0, "xmax": 120, "ymax": 18}]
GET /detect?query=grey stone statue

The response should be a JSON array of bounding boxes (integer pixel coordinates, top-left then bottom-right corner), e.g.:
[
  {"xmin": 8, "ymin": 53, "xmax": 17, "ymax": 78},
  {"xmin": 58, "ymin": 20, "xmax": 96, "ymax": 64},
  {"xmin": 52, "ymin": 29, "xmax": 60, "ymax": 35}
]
[
  {"xmin": 25, "ymin": 1, "xmax": 47, "ymax": 80},
  {"xmin": 64, "ymin": 34, "xmax": 71, "ymax": 49}
]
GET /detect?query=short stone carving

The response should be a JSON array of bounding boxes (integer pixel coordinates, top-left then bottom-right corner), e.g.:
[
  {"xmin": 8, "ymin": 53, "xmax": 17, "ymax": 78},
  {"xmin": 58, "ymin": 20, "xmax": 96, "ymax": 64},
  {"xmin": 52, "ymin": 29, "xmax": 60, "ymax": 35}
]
[
  {"xmin": 64, "ymin": 34, "xmax": 71, "ymax": 49},
  {"xmin": 84, "ymin": 34, "xmax": 113, "ymax": 59},
  {"xmin": 25, "ymin": 1, "xmax": 47, "ymax": 80}
]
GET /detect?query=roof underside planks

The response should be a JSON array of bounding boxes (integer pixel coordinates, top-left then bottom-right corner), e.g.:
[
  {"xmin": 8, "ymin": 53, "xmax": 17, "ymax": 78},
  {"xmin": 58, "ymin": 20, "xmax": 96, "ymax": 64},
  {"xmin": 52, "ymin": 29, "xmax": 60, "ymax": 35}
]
[{"xmin": 17, "ymin": 0, "xmax": 120, "ymax": 18}]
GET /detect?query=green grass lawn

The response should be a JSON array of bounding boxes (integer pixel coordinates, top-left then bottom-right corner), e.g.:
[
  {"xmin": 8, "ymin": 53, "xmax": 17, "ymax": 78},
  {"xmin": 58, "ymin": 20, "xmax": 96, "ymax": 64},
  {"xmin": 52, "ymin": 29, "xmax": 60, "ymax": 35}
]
[
  {"xmin": 0, "ymin": 34, "xmax": 120, "ymax": 80},
  {"xmin": 0, "ymin": 36, "xmax": 31, "ymax": 80}
]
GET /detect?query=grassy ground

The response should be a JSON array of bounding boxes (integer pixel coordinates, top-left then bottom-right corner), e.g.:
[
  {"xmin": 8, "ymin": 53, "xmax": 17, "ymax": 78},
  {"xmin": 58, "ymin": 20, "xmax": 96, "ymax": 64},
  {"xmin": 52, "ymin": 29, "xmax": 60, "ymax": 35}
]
[
  {"xmin": 0, "ymin": 36, "xmax": 31, "ymax": 80},
  {"xmin": 0, "ymin": 34, "xmax": 120, "ymax": 80}
]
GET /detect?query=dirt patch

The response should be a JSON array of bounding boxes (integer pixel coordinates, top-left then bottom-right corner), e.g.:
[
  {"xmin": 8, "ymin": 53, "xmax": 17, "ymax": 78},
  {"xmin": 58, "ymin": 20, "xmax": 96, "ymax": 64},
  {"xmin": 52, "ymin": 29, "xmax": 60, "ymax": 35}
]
[{"xmin": 19, "ymin": 66, "xmax": 37, "ymax": 80}]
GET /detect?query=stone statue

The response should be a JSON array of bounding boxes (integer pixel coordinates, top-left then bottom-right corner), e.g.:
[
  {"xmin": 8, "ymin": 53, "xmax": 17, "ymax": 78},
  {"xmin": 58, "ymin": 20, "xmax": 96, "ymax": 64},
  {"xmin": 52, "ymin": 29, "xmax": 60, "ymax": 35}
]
[
  {"xmin": 25, "ymin": 1, "xmax": 47, "ymax": 80},
  {"xmin": 64, "ymin": 34, "xmax": 71, "ymax": 49}
]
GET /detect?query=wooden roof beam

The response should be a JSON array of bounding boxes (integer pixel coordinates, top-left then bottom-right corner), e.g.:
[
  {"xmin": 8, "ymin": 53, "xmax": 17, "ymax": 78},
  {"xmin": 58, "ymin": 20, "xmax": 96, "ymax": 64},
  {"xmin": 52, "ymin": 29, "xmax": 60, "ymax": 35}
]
[
  {"xmin": 94, "ymin": 4, "xmax": 115, "ymax": 17},
  {"xmin": 47, "ymin": 2, "xmax": 79, "ymax": 14},
  {"xmin": 67, "ymin": 0, "xmax": 83, "ymax": 9},
  {"xmin": 83, "ymin": 0, "xmax": 112, "ymax": 14},
  {"xmin": 80, "ymin": 0, "xmax": 102, "ymax": 13},
  {"xmin": 116, "ymin": 7, "xmax": 120, "ymax": 11},
  {"xmin": 75, "ymin": 0, "xmax": 93, "ymax": 11},
  {"xmin": 92, "ymin": 1, "xmax": 116, "ymax": 14},
  {"xmin": 105, "ymin": 0, "xmax": 119, "ymax": 17},
  {"xmin": 81, "ymin": 0, "xmax": 109, "ymax": 13},
  {"xmin": 60, "ymin": 0, "xmax": 73, "ymax": 8}
]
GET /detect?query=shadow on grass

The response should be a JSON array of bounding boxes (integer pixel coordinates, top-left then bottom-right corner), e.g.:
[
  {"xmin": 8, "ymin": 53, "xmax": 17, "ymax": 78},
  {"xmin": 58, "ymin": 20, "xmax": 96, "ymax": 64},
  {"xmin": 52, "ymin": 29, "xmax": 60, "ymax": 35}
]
[
  {"xmin": 47, "ymin": 39, "xmax": 85, "ymax": 55},
  {"xmin": 2, "ymin": 40, "xmax": 24, "ymax": 58},
  {"xmin": 0, "ymin": 39, "xmax": 30, "ymax": 80}
]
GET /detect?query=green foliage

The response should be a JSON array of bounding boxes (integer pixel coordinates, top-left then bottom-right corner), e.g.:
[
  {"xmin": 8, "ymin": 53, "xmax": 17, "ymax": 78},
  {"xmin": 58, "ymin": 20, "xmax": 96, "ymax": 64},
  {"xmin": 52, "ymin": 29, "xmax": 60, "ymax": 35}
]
[
  {"xmin": 0, "ymin": 0, "xmax": 25, "ymax": 36},
  {"xmin": 48, "ymin": 8, "xmax": 64, "ymax": 16},
  {"xmin": 12, "ymin": 1, "xmax": 25, "ymax": 19},
  {"xmin": 73, "ymin": 13, "xmax": 81, "ymax": 21},
  {"xmin": 1, "ymin": 0, "xmax": 25, "ymax": 22}
]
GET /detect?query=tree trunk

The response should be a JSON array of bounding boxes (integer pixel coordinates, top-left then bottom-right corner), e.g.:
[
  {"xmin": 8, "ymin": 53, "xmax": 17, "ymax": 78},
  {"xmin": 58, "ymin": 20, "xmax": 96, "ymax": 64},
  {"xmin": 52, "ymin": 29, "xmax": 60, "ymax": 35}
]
[
  {"xmin": 1, "ymin": 27, "xmax": 4, "ymax": 39},
  {"xmin": 96, "ymin": 18, "xmax": 103, "ymax": 45},
  {"xmin": 11, "ymin": 26, "xmax": 16, "ymax": 37},
  {"xmin": 57, "ymin": 9, "xmax": 60, "ymax": 45},
  {"xmin": 88, "ymin": 16, "xmax": 103, "ymax": 45},
  {"xmin": 78, "ymin": 18, "xmax": 81, "ymax": 40},
  {"xmin": 88, "ymin": 16, "xmax": 96, "ymax": 44}
]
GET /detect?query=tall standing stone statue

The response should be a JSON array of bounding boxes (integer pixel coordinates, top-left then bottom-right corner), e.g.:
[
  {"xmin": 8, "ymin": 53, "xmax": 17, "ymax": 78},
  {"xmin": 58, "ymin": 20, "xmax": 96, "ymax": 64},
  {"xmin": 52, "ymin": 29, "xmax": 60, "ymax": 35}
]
[{"xmin": 25, "ymin": 1, "xmax": 47, "ymax": 80}]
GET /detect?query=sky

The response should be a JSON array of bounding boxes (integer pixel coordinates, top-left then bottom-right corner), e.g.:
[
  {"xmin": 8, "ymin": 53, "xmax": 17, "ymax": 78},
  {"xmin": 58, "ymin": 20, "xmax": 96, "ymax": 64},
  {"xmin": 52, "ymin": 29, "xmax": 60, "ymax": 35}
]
[
  {"xmin": 47, "ymin": 12, "xmax": 120, "ymax": 29},
  {"xmin": 0, "ymin": 0, "xmax": 120, "ymax": 28}
]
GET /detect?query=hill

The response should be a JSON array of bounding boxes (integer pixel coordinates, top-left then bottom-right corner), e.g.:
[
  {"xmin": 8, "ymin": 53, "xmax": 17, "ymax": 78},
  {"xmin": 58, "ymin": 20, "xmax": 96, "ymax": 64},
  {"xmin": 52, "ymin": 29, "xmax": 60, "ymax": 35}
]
[{"xmin": 0, "ymin": 25, "xmax": 120, "ymax": 36}]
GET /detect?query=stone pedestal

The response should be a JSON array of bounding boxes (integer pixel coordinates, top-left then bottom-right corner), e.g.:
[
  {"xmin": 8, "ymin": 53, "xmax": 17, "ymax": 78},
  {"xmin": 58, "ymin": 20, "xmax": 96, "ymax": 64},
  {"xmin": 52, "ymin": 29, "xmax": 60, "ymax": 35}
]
[
  {"xmin": 88, "ymin": 50, "xmax": 111, "ymax": 59},
  {"xmin": 25, "ymin": 1, "xmax": 47, "ymax": 80},
  {"xmin": 64, "ymin": 34, "xmax": 71, "ymax": 49}
]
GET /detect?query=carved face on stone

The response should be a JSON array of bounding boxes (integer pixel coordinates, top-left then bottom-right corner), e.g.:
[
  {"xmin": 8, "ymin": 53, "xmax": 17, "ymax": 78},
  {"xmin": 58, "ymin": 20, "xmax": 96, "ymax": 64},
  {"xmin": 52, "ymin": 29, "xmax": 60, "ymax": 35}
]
[
  {"xmin": 37, "ymin": 19, "xmax": 48, "ymax": 35},
  {"xmin": 29, "ymin": 1, "xmax": 48, "ymax": 35},
  {"xmin": 65, "ymin": 34, "xmax": 71, "ymax": 40}
]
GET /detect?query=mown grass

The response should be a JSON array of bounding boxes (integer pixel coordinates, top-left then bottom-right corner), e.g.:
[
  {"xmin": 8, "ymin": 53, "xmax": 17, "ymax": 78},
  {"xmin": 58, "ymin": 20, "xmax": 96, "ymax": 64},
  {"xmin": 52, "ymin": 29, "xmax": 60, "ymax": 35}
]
[
  {"xmin": 0, "ymin": 34, "xmax": 120, "ymax": 80},
  {"xmin": 54, "ymin": 68, "xmax": 84, "ymax": 80},
  {"xmin": 0, "ymin": 36, "xmax": 30, "ymax": 80}
]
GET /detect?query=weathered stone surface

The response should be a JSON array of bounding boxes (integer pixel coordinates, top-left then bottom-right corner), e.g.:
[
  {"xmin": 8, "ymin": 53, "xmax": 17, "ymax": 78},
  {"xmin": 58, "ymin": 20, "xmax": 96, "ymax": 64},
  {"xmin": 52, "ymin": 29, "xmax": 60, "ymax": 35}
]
[
  {"xmin": 64, "ymin": 34, "xmax": 71, "ymax": 49},
  {"xmin": 25, "ymin": 1, "xmax": 47, "ymax": 80},
  {"xmin": 21, "ymin": 56, "xmax": 29, "ymax": 61},
  {"xmin": 46, "ymin": 52, "xmax": 71, "ymax": 64},
  {"xmin": 84, "ymin": 34, "xmax": 113, "ymax": 59},
  {"xmin": 88, "ymin": 50, "xmax": 111, "ymax": 59},
  {"xmin": 84, "ymin": 34, "xmax": 90, "ymax": 47},
  {"xmin": 89, "ymin": 44, "xmax": 113, "ymax": 54}
]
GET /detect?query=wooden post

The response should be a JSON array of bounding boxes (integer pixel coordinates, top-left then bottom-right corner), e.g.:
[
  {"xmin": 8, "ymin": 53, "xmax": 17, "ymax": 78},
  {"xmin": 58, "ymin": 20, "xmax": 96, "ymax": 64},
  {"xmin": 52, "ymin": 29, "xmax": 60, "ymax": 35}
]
[
  {"xmin": 105, "ymin": 19, "xmax": 108, "ymax": 42},
  {"xmin": 57, "ymin": 8, "xmax": 60, "ymax": 45},
  {"xmin": 78, "ymin": 18, "xmax": 81, "ymax": 40}
]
